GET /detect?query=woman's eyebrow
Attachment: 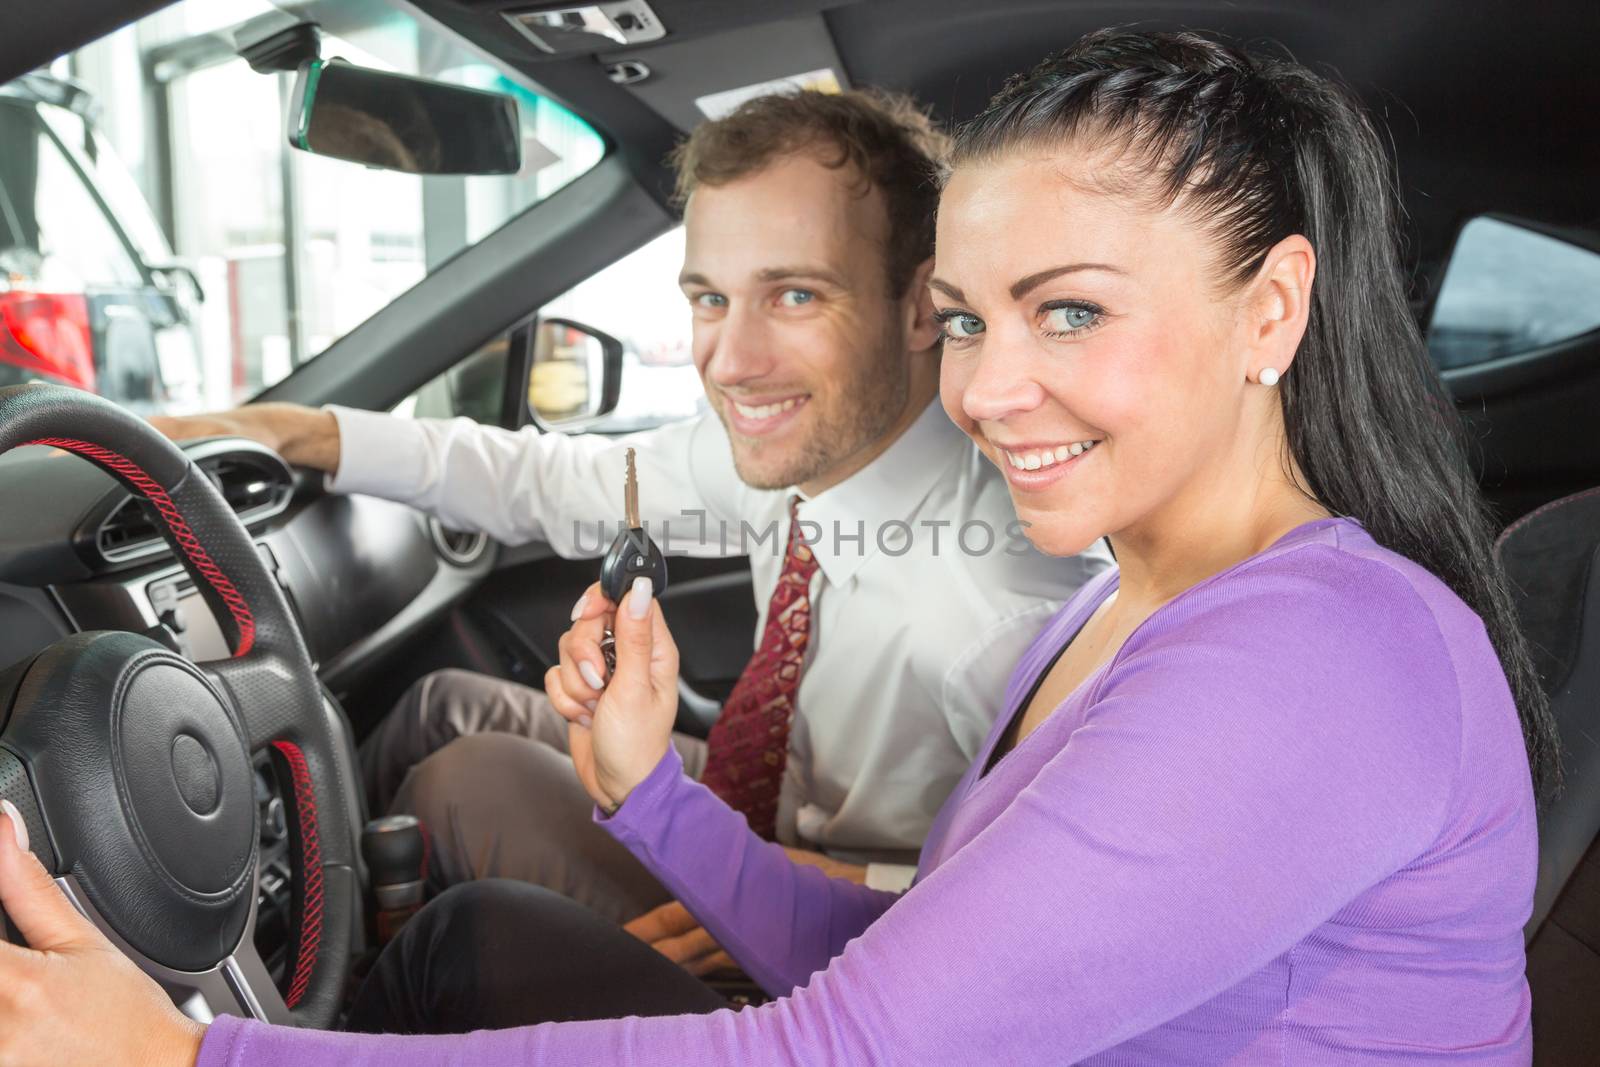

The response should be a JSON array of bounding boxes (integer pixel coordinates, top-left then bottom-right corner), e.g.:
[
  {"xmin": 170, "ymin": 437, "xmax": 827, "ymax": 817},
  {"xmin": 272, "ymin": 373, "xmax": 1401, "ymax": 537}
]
[
  {"xmin": 1009, "ymin": 262, "xmax": 1124, "ymax": 300},
  {"xmin": 929, "ymin": 264, "xmax": 1125, "ymax": 305}
]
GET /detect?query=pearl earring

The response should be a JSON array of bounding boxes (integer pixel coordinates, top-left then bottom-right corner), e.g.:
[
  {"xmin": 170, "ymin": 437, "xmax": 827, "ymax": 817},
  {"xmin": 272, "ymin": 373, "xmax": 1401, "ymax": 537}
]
[{"xmin": 1257, "ymin": 367, "xmax": 1280, "ymax": 387}]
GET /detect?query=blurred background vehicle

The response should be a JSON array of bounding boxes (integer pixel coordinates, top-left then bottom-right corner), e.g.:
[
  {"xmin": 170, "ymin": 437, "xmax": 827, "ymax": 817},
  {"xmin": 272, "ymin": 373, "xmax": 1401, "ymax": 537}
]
[{"xmin": 0, "ymin": 71, "xmax": 203, "ymax": 413}]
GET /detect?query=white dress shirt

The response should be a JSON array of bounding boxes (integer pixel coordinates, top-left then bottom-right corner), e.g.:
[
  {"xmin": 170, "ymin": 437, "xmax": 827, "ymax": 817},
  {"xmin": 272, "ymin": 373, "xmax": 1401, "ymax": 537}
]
[{"xmin": 326, "ymin": 401, "xmax": 1111, "ymax": 880}]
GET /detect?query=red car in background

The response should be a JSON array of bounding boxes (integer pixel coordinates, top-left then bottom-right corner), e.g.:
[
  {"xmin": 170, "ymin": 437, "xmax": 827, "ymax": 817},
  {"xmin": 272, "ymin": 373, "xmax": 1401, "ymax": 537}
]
[{"xmin": 0, "ymin": 72, "xmax": 201, "ymax": 413}]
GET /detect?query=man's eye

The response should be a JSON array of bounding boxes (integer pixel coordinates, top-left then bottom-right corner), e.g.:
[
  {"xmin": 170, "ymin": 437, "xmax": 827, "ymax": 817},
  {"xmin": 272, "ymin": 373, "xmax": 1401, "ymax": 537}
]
[
  {"xmin": 692, "ymin": 292, "xmax": 727, "ymax": 309},
  {"xmin": 939, "ymin": 313, "xmax": 985, "ymax": 339},
  {"xmin": 777, "ymin": 289, "xmax": 815, "ymax": 308}
]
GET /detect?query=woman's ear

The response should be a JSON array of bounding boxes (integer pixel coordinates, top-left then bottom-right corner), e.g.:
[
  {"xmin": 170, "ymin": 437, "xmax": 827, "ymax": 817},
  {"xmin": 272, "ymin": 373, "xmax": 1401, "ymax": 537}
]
[
  {"xmin": 1247, "ymin": 234, "xmax": 1316, "ymax": 377},
  {"xmin": 904, "ymin": 256, "xmax": 942, "ymax": 352}
]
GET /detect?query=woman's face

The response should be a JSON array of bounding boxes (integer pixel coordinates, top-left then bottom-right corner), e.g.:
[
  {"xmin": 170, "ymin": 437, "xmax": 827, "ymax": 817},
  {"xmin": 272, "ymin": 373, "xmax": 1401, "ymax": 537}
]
[{"xmin": 934, "ymin": 149, "xmax": 1276, "ymax": 558}]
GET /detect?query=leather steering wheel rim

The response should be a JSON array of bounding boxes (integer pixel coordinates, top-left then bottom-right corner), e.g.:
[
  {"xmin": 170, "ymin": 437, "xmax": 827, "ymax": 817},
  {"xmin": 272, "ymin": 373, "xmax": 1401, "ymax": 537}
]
[{"xmin": 0, "ymin": 383, "xmax": 357, "ymax": 1028}]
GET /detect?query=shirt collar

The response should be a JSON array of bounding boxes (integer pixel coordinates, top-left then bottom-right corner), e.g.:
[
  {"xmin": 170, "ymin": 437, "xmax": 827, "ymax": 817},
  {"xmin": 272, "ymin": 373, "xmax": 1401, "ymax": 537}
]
[{"xmin": 793, "ymin": 399, "xmax": 971, "ymax": 587}]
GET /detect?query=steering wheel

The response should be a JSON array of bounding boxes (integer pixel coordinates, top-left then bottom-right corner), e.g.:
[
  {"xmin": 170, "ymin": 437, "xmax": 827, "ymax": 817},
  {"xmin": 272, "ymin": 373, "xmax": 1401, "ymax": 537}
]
[{"xmin": 0, "ymin": 384, "xmax": 358, "ymax": 1027}]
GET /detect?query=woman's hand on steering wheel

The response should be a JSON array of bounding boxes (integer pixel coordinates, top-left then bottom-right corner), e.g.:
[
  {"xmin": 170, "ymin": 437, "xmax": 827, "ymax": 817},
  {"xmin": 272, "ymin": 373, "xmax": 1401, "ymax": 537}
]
[
  {"xmin": 546, "ymin": 578, "xmax": 679, "ymax": 814},
  {"xmin": 0, "ymin": 806, "xmax": 203, "ymax": 1067}
]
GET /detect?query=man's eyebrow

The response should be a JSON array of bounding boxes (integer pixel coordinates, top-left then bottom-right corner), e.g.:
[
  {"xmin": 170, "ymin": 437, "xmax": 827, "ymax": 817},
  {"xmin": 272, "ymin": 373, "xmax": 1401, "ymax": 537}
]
[
  {"xmin": 679, "ymin": 267, "xmax": 849, "ymax": 289},
  {"xmin": 928, "ymin": 278, "xmax": 966, "ymax": 303},
  {"xmin": 753, "ymin": 265, "xmax": 849, "ymax": 288},
  {"xmin": 1010, "ymin": 262, "xmax": 1124, "ymax": 301}
]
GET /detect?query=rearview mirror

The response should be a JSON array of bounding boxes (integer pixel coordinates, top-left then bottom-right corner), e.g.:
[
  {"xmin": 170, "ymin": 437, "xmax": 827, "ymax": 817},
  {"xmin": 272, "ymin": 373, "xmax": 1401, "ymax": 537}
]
[
  {"xmin": 527, "ymin": 318, "xmax": 622, "ymax": 429},
  {"xmin": 287, "ymin": 58, "xmax": 522, "ymax": 175}
]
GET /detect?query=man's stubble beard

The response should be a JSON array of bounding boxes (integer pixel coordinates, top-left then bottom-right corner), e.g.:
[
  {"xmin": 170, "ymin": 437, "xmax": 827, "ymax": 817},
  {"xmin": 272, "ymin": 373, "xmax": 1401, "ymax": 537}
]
[{"xmin": 723, "ymin": 320, "xmax": 911, "ymax": 491}]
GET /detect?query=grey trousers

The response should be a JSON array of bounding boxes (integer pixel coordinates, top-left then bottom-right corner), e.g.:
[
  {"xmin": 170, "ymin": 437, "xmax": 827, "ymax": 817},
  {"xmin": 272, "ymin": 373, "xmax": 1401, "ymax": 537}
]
[{"xmin": 360, "ymin": 669, "xmax": 709, "ymax": 925}]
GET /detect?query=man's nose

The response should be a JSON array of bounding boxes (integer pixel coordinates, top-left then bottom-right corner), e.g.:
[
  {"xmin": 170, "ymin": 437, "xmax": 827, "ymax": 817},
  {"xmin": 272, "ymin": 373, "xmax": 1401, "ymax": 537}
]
[{"xmin": 703, "ymin": 306, "xmax": 777, "ymax": 387}]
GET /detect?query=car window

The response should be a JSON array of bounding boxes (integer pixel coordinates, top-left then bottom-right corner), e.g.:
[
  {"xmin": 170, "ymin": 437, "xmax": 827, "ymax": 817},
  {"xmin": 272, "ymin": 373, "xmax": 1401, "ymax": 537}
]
[
  {"xmin": 395, "ymin": 333, "xmax": 511, "ymax": 426},
  {"xmin": 538, "ymin": 226, "xmax": 707, "ymax": 433},
  {"xmin": 1427, "ymin": 216, "xmax": 1600, "ymax": 370},
  {"xmin": 2, "ymin": 0, "xmax": 604, "ymax": 415}
]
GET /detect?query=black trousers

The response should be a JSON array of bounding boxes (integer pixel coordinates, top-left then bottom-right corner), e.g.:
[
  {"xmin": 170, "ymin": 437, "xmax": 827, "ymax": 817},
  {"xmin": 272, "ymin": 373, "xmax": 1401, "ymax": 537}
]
[{"xmin": 346, "ymin": 880, "xmax": 729, "ymax": 1034}]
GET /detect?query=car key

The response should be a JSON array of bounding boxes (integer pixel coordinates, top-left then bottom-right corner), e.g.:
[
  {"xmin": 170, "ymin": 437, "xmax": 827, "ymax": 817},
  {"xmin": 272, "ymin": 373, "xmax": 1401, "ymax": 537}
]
[{"xmin": 597, "ymin": 448, "xmax": 668, "ymax": 674}]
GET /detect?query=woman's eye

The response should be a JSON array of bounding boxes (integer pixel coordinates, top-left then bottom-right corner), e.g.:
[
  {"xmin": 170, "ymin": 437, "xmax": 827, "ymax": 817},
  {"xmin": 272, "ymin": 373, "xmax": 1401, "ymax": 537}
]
[
  {"xmin": 692, "ymin": 292, "xmax": 727, "ymax": 309},
  {"xmin": 939, "ymin": 313, "xmax": 985, "ymax": 340},
  {"xmin": 1042, "ymin": 303, "xmax": 1101, "ymax": 333},
  {"xmin": 778, "ymin": 289, "xmax": 815, "ymax": 308}
]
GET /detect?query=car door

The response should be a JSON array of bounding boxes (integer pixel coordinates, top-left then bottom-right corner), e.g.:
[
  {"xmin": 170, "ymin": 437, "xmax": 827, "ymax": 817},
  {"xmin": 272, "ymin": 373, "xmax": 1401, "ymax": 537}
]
[{"xmin": 1428, "ymin": 214, "xmax": 1600, "ymax": 1065}]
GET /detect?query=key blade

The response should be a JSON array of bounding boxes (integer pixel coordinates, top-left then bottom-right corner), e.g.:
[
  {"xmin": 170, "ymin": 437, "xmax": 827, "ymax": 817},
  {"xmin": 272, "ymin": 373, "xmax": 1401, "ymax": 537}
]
[{"xmin": 624, "ymin": 448, "xmax": 640, "ymax": 529}]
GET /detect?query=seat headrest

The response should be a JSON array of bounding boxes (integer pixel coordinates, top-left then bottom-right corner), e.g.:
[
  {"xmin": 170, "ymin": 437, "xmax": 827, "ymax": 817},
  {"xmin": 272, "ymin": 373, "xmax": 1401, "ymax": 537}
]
[{"xmin": 1497, "ymin": 488, "xmax": 1600, "ymax": 698}]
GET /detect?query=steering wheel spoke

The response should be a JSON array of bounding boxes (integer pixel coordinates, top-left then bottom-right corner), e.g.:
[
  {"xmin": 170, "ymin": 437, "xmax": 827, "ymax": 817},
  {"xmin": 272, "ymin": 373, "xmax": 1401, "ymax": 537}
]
[{"xmin": 204, "ymin": 655, "xmax": 315, "ymax": 752}]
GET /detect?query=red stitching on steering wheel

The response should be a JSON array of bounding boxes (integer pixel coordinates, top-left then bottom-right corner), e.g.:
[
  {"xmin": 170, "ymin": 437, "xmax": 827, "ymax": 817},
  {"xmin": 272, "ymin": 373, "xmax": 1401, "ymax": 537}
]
[
  {"xmin": 22, "ymin": 437, "xmax": 257, "ymax": 657},
  {"xmin": 272, "ymin": 740, "xmax": 324, "ymax": 1011}
]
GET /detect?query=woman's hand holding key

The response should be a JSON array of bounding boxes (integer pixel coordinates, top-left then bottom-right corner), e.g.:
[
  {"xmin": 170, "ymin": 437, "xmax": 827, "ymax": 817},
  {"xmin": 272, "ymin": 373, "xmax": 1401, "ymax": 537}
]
[{"xmin": 548, "ymin": 577, "xmax": 680, "ymax": 814}]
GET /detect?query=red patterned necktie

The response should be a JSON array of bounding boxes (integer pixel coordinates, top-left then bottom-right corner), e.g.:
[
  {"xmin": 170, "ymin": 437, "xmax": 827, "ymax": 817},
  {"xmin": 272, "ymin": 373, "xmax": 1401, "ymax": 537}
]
[{"xmin": 699, "ymin": 496, "xmax": 819, "ymax": 838}]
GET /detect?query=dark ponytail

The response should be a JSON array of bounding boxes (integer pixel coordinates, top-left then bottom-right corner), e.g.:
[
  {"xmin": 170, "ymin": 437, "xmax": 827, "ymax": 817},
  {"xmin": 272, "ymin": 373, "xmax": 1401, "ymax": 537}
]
[{"xmin": 951, "ymin": 29, "xmax": 1561, "ymax": 798}]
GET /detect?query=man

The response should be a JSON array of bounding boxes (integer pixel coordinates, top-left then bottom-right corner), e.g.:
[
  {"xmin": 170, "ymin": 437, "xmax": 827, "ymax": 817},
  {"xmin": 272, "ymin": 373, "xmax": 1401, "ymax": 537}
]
[{"xmin": 156, "ymin": 89, "xmax": 1109, "ymax": 974}]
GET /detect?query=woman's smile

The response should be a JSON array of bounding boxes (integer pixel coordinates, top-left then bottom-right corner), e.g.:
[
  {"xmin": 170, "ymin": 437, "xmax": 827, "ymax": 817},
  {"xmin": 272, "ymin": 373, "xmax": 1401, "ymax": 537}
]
[{"xmin": 989, "ymin": 437, "xmax": 1101, "ymax": 491}]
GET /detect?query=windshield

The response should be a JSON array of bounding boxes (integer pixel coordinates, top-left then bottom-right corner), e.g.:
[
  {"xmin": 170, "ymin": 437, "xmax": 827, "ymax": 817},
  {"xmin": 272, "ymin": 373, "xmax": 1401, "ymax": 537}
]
[{"xmin": 0, "ymin": 0, "xmax": 603, "ymax": 415}]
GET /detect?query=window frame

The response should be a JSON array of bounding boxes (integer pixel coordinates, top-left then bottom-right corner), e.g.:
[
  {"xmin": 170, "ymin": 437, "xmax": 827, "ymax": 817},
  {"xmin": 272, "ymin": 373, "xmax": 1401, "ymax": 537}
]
[{"xmin": 1424, "ymin": 212, "xmax": 1600, "ymax": 374}]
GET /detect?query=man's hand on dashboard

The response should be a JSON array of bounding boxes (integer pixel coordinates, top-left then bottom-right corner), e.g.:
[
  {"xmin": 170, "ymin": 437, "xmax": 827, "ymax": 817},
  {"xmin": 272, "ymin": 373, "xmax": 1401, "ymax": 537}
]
[{"xmin": 149, "ymin": 403, "xmax": 341, "ymax": 473}]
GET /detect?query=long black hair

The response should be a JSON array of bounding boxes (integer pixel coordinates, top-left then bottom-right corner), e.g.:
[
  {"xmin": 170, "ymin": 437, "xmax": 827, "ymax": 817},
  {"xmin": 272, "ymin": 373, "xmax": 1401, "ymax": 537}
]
[{"xmin": 950, "ymin": 29, "xmax": 1561, "ymax": 799}]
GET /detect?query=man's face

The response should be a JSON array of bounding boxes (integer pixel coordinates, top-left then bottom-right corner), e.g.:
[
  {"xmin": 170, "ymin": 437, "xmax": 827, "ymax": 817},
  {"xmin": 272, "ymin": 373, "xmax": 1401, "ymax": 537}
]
[{"xmin": 680, "ymin": 153, "xmax": 912, "ymax": 490}]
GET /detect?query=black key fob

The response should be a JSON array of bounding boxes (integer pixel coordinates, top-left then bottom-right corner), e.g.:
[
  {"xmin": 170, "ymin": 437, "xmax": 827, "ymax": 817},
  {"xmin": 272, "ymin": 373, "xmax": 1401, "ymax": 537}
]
[
  {"xmin": 597, "ymin": 448, "xmax": 668, "ymax": 674},
  {"xmin": 600, "ymin": 526, "xmax": 669, "ymax": 604},
  {"xmin": 599, "ymin": 527, "xmax": 668, "ymax": 675}
]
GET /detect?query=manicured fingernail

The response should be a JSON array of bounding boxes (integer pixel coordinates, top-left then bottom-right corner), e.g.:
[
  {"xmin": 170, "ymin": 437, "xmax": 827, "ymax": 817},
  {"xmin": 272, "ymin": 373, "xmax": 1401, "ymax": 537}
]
[
  {"xmin": 577, "ymin": 713, "xmax": 593, "ymax": 728},
  {"xmin": 584, "ymin": 699, "xmax": 597, "ymax": 712},
  {"xmin": 628, "ymin": 576, "xmax": 653, "ymax": 619},
  {"xmin": 1, "ymin": 799, "xmax": 29, "ymax": 852},
  {"xmin": 579, "ymin": 661, "xmax": 605, "ymax": 690},
  {"xmin": 569, "ymin": 593, "xmax": 588, "ymax": 622}
]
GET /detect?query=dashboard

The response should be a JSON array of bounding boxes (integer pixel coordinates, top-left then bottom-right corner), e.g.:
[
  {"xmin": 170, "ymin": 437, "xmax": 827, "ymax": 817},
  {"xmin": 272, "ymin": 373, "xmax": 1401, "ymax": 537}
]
[{"xmin": 0, "ymin": 436, "xmax": 495, "ymax": 692}]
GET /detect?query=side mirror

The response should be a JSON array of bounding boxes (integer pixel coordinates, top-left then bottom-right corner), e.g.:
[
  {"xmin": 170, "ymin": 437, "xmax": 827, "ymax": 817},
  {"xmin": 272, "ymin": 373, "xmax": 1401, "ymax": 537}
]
[
  {"xmin": 527, "ymin": 318, "xmax": 622, "ymax": 430},
  {"xmin": 287, "ymin": 58, "xmax": 522, "ymax": 175}
]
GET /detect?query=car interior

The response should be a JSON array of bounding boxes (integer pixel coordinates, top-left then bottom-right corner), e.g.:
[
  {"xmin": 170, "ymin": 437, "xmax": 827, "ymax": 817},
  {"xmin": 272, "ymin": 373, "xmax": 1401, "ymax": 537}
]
[{"xmin": 0, "ymin": 0, "xmax": 1598, "ymax": 1059}]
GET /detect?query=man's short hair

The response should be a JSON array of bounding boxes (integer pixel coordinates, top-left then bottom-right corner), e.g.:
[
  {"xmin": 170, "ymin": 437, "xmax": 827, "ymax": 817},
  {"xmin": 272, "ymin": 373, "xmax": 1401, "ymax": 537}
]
[{"xmin": 669, "ymin": 89, "xmax": 949, "ymax": 298}]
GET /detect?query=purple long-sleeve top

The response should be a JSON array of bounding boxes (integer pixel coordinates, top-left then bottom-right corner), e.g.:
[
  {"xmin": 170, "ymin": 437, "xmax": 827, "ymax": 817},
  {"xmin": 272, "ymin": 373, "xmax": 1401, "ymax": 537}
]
[{"xmin": 200, "ymin": 517, "xmax": 1536, "ymax": 1064}]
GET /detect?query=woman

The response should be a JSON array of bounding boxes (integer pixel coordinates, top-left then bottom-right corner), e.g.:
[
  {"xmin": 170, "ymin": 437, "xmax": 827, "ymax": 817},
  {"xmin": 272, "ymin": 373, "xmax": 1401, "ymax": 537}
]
[{"xmin": 0, "ymin": 29, "xmax": 1556, "ymax": 1064}]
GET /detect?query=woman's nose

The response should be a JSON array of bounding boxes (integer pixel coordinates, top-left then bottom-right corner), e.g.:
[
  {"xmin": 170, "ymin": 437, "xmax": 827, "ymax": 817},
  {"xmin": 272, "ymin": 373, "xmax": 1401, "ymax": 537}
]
[{"xmin": 958, "ymin": 345, "xmax": 1046, "ymax": 423}]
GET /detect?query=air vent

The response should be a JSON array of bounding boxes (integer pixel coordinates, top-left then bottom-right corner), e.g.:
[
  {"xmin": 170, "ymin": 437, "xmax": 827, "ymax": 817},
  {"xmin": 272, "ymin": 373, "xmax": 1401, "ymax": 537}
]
[
  {"xmin": 210, "ymin": 457, "xmax": 287, "ymax": 517},
  {"xmin": 95, "ymin": 446, "xmax": 294, "ymax": 565},
  {"xmin": 98, "ymin": 498, "xmax": 162, "ymax": 557}
]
